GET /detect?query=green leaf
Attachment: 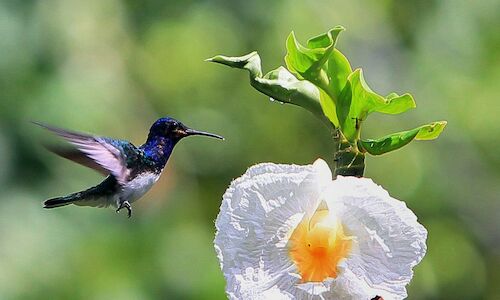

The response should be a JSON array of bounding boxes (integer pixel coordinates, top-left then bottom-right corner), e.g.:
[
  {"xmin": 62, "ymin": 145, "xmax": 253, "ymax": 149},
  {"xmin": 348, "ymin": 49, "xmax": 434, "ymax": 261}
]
[
  {"xmin": 207, "ymin": 52, "xmax": 262, "ymax": 78},
  {"xmin": 359, "ymin": 121, "xmax": 447, "ymax": 155},
  {"xmin": 284, "ymin": 32, "xmax": 320, "ymax": 77},
  {"xmin": 319, "ymin": 89, "xmax": 339, "ymax": 127},
  {"xmin": 378, "ymin": 93, "xmax": 416, "ymax": 114},
  {"xmin": 307, "ymin": 28, "xmax": 343, "ymax": 48},
  {"xmin": 328, "ymin": 49, "xmax": 352, "ymax": 99},
  {"xmin": 337, "ymin": 68, "xmax": 383, "ymax": 142},
  {"xmin": 206, "ymin": 52, "xmax": 335, "ymax": 127},
  {"xmin": 282, "ymin": 27, "xmax": 351, "ymax": 131},
  {"xmin": 284, "ymin": 26, "xmax": 345, "ymax": 81},
  {"xmin": 415, "ymin": 121, "xmax": 447, "ymax": 140},
  {"xmin": 284, "ymin": 26, "xmax": 350, "ymax": 103},
  {"xmin": 348, "ymin": 68, "xmax": 386, "ymax": 117},
  {"xmin": 337, "ymin": 69, "xmax": 419, "ymax": 142},
  {"xmin": 337, "ymin": 79, "xmax": 356, "ymax": 141},
  {"xmin": 348, "ymin": 70, "xmax": 417, "ymax": 116}
]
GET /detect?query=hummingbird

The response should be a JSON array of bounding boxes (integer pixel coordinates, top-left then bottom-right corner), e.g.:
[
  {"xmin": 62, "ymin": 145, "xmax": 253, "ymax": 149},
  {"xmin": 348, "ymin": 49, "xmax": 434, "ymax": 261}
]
[{"xmin": 36, "ymin": 117, "xmax": 224, "ymax": 218}]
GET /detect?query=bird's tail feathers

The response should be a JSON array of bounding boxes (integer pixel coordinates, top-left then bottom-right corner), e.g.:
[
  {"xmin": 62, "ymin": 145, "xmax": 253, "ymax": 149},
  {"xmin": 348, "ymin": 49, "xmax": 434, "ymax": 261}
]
[{"xmin": 44, "ymin": 192, "xmax": 84, "ymax": 209}]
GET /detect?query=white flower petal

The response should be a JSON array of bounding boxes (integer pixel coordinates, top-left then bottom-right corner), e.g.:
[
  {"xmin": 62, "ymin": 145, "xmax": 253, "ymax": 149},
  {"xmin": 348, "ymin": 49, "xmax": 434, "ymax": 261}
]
[
  {"xmin": 324, "ymin": 176, "xmax": 427, "ymax": 299},
  {"xmin": 214, "ymin": 161, "xmax": 331, "ymax": 299},
  {"xmin": 215, "ymin": 161, "xmax": 427, "ymax": 300}
]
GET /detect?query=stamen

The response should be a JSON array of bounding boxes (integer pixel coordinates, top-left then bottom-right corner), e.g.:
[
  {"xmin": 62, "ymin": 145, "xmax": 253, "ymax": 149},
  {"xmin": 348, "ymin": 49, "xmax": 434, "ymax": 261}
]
[{"xmin": 289, "ymin": 208, "xmax": 352, "ymax": 282}]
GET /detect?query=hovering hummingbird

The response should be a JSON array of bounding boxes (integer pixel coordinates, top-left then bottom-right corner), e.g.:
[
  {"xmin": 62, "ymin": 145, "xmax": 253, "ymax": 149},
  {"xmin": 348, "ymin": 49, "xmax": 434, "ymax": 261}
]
[{"xmin": 36, "ymin": 117, "xmax": 224, "ymax": 218}]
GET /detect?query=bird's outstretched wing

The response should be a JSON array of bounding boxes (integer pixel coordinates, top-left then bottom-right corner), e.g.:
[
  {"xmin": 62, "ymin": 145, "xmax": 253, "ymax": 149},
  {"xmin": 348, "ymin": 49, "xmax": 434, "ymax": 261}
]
[
  {"xmin": 42, "ymin": 144, "xmax": 110, "ymax": 176},
  {"xmin": 35, "ymin": 122, "xmax": 140, "ymax": 185}
]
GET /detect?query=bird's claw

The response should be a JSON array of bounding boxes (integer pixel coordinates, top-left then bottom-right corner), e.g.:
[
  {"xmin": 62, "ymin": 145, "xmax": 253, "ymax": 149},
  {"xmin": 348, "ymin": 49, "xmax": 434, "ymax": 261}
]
[{"xmin": 116, "ymin": 201, "xmax": 132, "ymax": 218}]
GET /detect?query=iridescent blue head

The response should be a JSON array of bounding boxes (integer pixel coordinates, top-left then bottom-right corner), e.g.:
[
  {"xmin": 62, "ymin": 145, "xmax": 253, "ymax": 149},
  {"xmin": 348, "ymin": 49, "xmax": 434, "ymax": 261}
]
[{"xmin": 147, "ymin": 117, "xmax": 224, "ymax": 143}]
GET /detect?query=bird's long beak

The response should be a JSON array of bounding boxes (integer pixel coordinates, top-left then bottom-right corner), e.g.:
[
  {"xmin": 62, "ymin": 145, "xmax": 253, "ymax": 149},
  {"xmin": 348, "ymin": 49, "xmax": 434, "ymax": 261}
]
[{"xmin": 184, "ymin": 128, "xmax": 224, "ymax": 140}]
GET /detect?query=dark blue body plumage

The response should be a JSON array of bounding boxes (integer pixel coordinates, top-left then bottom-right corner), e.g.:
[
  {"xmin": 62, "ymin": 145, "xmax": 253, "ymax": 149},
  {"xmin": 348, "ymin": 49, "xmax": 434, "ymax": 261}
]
[{"xmin": 37, "ymin": 117, "xmax": 224, "ymax": 217}]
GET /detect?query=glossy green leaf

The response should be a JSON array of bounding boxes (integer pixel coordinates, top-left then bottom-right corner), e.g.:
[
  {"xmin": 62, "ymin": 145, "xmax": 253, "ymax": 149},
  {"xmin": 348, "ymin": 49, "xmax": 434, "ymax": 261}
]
[
  {"xmin": 328, "ymin": 49, "xmax": 352, "ymax": 99},
  {"xmin": 337, "ymin": 69, "xmax": 382, "ymax": 142},
  {"xmin": 415, "ymin": 121, "xmax": 448, "ymax": 140},
  {"xmin": 348, "ymin": 70, "xmax": 417, "ymax": 116},
  {"xmin": 336, "ymin": 79, "xmax": 356, "ymax": 141},
  {"xmin": 206, "ymin": 52, "xmax": 335, "ymax": 127},
  {"xmin": 319, "ymin": 89, "xmax": 339, "ymax": 127},
  {"xmin": 284, "ymin": 26, "xmax": 345, "ymax": 81},
  {"xmin": 378, "ymin": 93, "xmax": 417, "ymax": 114},
  {"xmin": 284, "ymin": 32, "xmax": 321, "ymax": 77},
  {"xmin": 207, "ymin": 52, "xmax": 262, "ymax": 78},
  {"xmin": 348, "ymin": 68, "xmax": 387, "ymax": 117},
  {"xmin": 359, "ymin": 121, "xmax": 447, "ymax": 155},
  {"xmin": 337, "ymin": 69, "xmax": 419, "ymax": 142},
  {"xmin": 283, "ymin": 27, "xmax": 350, "ymax": 131}
]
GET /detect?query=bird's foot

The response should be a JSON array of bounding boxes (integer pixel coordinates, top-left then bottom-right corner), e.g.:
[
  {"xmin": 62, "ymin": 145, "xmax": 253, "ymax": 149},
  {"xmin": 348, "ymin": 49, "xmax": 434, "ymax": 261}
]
[{"xmin": 116, "ymin": 201, "xmax": 132, "ymax": 218}]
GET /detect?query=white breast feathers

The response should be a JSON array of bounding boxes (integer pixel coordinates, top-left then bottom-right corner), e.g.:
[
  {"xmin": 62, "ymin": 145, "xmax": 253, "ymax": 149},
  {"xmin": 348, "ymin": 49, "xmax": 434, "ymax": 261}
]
[{"xmin": 121, "ymin": 172, "xmax": 160, "ymax": 203}]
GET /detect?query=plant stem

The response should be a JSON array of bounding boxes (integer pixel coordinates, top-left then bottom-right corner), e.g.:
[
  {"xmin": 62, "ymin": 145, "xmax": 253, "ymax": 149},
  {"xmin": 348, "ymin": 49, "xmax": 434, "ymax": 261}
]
[{"xmin": 332, "ymin": 129, "xmax": 365, "ymax": 177}]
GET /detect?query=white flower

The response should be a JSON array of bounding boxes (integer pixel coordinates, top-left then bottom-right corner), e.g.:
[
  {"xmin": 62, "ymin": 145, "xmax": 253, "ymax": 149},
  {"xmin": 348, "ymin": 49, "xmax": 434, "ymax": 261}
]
[{"xmin": 214, "ymin": 159, "xmax": 427, "ymax": 300}]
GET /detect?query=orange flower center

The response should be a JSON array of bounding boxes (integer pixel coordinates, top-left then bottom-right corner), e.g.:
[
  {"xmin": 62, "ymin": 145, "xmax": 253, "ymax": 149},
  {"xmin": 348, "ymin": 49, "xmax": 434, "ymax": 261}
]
[{"xmin": 288, "ymin": 208, "xmax": 353, "ymax": 282}]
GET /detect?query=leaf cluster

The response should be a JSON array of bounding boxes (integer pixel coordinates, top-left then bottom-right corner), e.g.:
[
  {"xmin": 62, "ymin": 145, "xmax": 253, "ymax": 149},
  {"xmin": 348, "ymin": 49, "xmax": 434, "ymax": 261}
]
[{"xmin": 207, "ymin": 26, "xmax": 446, "ymax": 155}]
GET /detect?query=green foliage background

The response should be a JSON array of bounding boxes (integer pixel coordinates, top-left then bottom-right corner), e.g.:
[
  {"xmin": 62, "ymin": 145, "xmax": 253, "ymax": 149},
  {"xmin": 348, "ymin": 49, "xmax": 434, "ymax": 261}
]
[{"xmin": 0, "ymin": 0, "xmax": 498, "ymax": 299}]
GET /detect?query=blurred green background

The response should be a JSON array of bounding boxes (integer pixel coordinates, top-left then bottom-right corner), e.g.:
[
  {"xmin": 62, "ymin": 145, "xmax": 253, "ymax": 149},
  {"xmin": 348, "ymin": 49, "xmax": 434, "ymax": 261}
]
[{"xmin": 0, "ymin": 0, "xmax": 498, "ymax": 299}]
